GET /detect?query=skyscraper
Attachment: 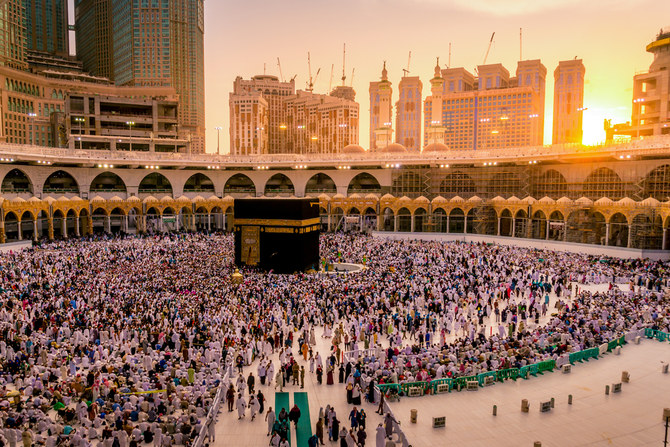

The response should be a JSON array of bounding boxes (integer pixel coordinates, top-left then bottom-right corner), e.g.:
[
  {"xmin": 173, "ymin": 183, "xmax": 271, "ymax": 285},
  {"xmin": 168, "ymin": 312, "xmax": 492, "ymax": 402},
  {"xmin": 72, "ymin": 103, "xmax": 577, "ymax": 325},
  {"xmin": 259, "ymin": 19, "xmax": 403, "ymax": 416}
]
[
  {"xmin": 0, "ymin": 0, "xmax": 27, "ymax": 70},
  {"xmin": 76, "ymin": 0, "xmax": 205, "ymax": 153},
  {"xmin": 75, "ymin": 0, "xmax": 114, "ymax": 80},
  {"xmin": 369, "ymin": 62, "xmax": 393, "ymax": 151},
  {"xmin": 24, "ymin": 0, "xmax": 69, "ymax": 58},
  {"xmin": 396, "ymin": 75, "xmax": 422, "ymax": 151},
  {"xmin": 552, "ymin": 59, "xmax": 585, "ymax": 144}
]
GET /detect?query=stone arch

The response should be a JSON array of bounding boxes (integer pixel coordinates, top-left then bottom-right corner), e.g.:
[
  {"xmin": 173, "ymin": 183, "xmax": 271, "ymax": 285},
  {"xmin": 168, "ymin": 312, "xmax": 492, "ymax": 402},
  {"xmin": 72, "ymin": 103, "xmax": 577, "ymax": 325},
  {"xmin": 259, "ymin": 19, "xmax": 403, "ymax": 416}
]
[
  {"xmin": 514, "ymin": 209, "xmax": 528, "ymax": 238},
  {"xmin": 483, "ymin": 206, "xmax": 499, "ymax": 235},
  {"xmin": 582, "ymin": 167, "xmax": 625, "ymax": 200},
  {"xmin": 4, "ymin": 211, "xmax": 19, "ymax": 241},
  {"xmin": 305, "ymin": 173, "xmax": 337, "ymax": 195},
  {"xmin": 499, "ymin": 209, "xmax": 513, "ymax": 236},
  {"xmin": 52, "ymin": 209, "xmax": 64, "ymax": 238},
  {"xmin": 449, "ymin": 208, "xmax": 465, "ymax": 233},
  {"xmin": 139, "ymin": 173, "xmax": 173, "ymax": 195},
  {"xmin": 640, "ymin": 164, "xmax": 670, "ymax": 201},
  {"xmin": 414, "ymin": 208, "xmax": 428, "ymax": 232},
  {"xmin": 264, "ymin": 173, "xmax": 294, "ymax": 196},
  {"xmin": 381, "ymin": 207, "xmax": 394, "ymax": 231},
  {"xmin": 43, "ymin": 170, "xmax": 79, "ymax": 195},
  {"xmin": 439, "ymin": 171, "xmax": 475, "ymax": 198},
  {"xmin": 466, "ymin": 208, "xmax": 477, "ymax": 234},
  {"xmin": 391, "ymin": 172, "xmax": 424, "ymax": 198},
  {"xmin": 90, "ymin": 172, "xmax": 127, "ymax": 193},
  {"xmin": 608, "ymin": 212, "xmax": 628, "ymax": 247},
  {"xmin": 330, "ymin": 206, "xmax": 344, "ymax": 231},
  {"xmin": 630, "ymin": 213, "xmax": 662, "ymax": 250},
  {"xmin": 78, "ymin": 209, "xmax": 89, "ymax": 236},
  {"xmin": 566, "ymin": 209, "xmax": 606, "ymax": 245},
  {"xmin": 532, "ymin": 169, "xmax": 568, "ymax": 199},
  {"xmin": 531, "ymin": 210, "xmax": 547, "ymax": 239},
  {"xmin": 397, "ymin": 207, "xmax": 412, "ymax": 232},
  {"xmin": 224, "ymin": 173, "xmax": 256, "ymax": 196},
  {"xmin": 183, "ymin": 173, "xmax": 215, "ymax": 193},
  {"xmin": 91, "ymin": 207, "xmax": 108, "ymax": 234},
  {"xmin": 547, "ymin": 210, "xmax": 565, "ymax": 241},
  {"xmin": 20, "ymin": 211, "xmax": 35, "ymax": 240},
  {"xmin": 433, "ymin": 208, "xmax": 447, "ymax": 233},
  {"xmin": 486, "ymin": 172, "xmax": 522, "ymax": 199},
  {"xmin": 348, "ymin": 172, "xmax": 382, "ymax": 195},
  {"xmin": 1, "ymin": 168, "xmax": 33, "ymax": 194}
]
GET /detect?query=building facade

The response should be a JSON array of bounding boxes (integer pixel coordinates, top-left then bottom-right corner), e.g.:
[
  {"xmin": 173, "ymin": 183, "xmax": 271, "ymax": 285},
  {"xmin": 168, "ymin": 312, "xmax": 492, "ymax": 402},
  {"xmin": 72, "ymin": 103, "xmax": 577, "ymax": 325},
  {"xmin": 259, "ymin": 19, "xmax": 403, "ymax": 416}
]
[
  {"xmin": 65, "ymin": 93, "xmax": 187, "ymax": 152},
  {"xmin": 24, "ymin": 0, "xmax": 69, "ymax": 58},
  {"xmin": 424, "ymin": 60, "xmax": 546, "ymax": 150},
  {"xmin": 369, "ymin": 63, "xmax": 393, "ymax": 151},
  {"xmin": 228, "ymin": 90, "xmax": 268, "ymax": 156},
  {"xmin": 78, "ymin": 0, "xmax": 205, "ymax": 153},
  {"xmin": 75, "ymin": 0, "xmax": 114, "ymax": 80},
  {"xmin": 396, "ymin": 75, "xmax": 422, "ymax": 151},
  {"xmin": 0, "ymin": 0, "xmax": 28, "ymax": 70},
  {"xmin": 231, "ymin": 75, "xmax": 295, "ymax": 154},
  {"xmin": 0, "ymin": 63, "xmax": 185, "ymax": 150},
  {"xmin": 606, "ymin": 28, "xmax": 670, "ymax": 140},
  {"xmin": 552, "ymin": 59, "xmax": 585, "ymax": 144},
  {"xmin": 283, "ymin": 90, "xmax": 359, "ymax": 155}
]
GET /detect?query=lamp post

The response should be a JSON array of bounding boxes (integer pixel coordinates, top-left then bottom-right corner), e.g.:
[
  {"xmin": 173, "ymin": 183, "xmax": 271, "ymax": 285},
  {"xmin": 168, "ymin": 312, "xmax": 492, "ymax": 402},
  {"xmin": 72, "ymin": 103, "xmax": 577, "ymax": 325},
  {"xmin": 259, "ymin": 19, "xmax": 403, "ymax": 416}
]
[
  {"xmin": 126, "ymin": 121, "xmax": 135, "ymax": 151},
  {"xmin": 74, "ymin": 117, "xmax": 85, "ymax": 150},
  {"xmin": 215, "ymin": 126, "xmax": 222, "ymax": 155},
  {"xmin": 28, "ymin": 113, "xmax": 37, "ymax": 146}
]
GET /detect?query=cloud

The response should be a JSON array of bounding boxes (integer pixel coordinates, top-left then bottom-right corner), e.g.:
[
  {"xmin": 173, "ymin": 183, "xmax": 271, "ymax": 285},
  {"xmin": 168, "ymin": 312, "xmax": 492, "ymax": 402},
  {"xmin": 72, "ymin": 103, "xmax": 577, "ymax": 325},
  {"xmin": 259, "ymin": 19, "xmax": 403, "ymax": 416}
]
[{"xmin": 414, "ymin": 0, "xmax": 625, "ymax": 16}]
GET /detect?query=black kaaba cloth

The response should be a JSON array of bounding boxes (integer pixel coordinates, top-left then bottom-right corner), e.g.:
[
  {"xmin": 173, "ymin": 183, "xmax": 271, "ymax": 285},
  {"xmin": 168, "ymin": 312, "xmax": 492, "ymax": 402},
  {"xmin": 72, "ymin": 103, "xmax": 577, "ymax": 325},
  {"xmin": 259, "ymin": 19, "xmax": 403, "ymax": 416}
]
[{"xmin": 234, "ymin": 198, "xmax": 320, "ymax": 273}]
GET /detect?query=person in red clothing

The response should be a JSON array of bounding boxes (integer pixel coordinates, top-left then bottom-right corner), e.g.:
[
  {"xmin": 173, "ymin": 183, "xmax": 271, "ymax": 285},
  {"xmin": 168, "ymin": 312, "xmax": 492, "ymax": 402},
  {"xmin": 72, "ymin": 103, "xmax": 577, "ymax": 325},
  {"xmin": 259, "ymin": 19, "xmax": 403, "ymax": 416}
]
[{"xmin": 288, "ymin": 404, "xmax": 301, "ymax": 427}]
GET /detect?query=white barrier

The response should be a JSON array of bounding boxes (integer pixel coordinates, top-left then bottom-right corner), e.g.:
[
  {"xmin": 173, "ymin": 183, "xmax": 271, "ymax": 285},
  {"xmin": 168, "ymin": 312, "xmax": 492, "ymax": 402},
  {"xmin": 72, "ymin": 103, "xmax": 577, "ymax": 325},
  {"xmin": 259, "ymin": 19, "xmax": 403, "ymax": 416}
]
[
  {"xmin": 193, "ymin": 362, "xmax": 231, "ymax": 447},
  {"xmin": 343, "ymin": 347, "xmax": 383, "ymax": 363},
  {"xmin": 375, "ymin": 386, "xmax": 410, "ymax": 447}
]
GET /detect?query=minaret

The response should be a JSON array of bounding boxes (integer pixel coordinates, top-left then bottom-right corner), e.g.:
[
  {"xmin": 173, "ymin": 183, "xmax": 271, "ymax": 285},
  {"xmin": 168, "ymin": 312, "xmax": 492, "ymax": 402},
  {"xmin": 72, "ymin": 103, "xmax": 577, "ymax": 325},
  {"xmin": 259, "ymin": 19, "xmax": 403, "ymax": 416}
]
[
  {"xmin": 370, "ymin": 62, "xmax": 394, "ymax": 150},
  {"xmin": 426, "ymin": 58, "xmax": 446, "ymax": 146}
]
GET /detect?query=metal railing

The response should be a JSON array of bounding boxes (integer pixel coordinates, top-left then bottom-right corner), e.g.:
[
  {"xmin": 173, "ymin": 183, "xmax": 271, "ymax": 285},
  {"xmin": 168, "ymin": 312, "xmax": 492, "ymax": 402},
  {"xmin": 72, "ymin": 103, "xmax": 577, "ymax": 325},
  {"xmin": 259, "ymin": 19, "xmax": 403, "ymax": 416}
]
[{"xmin": 1, "ymin": 135, "xmax": 670, "ymax": 166}]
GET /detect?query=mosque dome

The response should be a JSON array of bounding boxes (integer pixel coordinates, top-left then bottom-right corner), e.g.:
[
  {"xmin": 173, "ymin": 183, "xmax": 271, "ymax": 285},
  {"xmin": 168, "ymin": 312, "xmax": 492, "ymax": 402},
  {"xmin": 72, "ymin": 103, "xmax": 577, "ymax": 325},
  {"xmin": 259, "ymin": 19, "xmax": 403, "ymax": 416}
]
[
  {"xmin": 381, "ymin": 143, "xmax": 407, "ymax": 153},
  {"xmin": 342, "ymin": 144, "xmax": 365, "ymax": 154},
  {"xmin": 424, "ymin": 143, "xmax": 449, "ymax": 152}
]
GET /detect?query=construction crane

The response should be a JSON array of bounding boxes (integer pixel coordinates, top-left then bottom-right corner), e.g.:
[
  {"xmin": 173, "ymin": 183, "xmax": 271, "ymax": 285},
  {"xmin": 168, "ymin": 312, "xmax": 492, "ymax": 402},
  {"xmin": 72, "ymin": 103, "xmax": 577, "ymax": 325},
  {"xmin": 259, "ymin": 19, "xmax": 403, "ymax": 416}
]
[
  {"xmin": 306, "ymin": 52, "xmax": 321, "ymax": 92},
  {"xmin": 482, "ymin": 32, "xmax": 495, "ymax": 65},
  {"xmin": 475, "ymin": 32, "xmax": 495, "ymax": 75},
  {"xmin": 402, "ymin": 51, "xmax": 412, "ymax": 77},
  {"xmin": 277, "ymin": 57, "xmax": 284, "ymax": 82},
  {"xmin": 328, "ymin": 64, "xmax": 335, "ymax": 93},
  {"xmin": 341, "ymin": 43, "xmax": 347, "ymax": 86}
]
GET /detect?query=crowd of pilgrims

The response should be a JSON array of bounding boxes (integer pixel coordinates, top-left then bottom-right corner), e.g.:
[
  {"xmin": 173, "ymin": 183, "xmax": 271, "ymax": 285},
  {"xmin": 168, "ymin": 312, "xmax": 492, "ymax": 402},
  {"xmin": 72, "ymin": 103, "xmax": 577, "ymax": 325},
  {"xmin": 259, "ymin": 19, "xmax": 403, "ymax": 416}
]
[{"xmin": 0, "ymin": 231, "xmax": 667, "ymax": 447}]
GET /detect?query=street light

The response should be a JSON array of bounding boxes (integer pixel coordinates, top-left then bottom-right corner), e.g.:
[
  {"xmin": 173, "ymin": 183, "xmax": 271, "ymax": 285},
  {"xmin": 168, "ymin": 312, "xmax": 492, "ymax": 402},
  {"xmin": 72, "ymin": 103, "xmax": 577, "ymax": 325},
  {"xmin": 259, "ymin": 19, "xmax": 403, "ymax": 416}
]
[
  {"xmin": 74, "ymin": 117, "xmax": 85, "ymax": 150},
  {"xmin": 28, "ymin": 113, "xmax": 37, "ymax": 146},
  {"xmin": 126, "ymin": 121, "xmax": 135, "ymax": 151},
  {"xmin": 215, "ymin": 126, "xmax": 222, "ymax": 155}
]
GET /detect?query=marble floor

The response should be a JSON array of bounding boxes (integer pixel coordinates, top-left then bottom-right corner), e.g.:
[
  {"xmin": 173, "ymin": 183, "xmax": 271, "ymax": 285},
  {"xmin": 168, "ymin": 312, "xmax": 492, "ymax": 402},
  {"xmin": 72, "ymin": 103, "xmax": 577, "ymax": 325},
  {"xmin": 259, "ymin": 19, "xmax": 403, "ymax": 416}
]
[{"xmin": 213, "ymin": 283, "xmax": 670, "ymax": 447}]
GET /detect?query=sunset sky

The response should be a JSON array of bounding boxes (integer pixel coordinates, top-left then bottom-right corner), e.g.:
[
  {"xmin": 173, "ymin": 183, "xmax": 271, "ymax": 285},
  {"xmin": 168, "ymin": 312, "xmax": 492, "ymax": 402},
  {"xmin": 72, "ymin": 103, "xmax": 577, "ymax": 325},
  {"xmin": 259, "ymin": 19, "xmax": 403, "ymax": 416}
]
[{"xmin": 204, "ymin": 0, "xmax": 670, "ymax": 154}]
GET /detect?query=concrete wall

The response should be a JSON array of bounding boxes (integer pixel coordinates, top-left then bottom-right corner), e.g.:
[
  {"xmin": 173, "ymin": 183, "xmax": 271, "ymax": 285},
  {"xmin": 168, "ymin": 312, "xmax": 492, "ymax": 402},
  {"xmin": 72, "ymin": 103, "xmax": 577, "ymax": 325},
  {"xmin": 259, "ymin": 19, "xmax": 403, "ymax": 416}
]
[{"xmin": 372, "ymin": 231, "xmax": 670, "ymax": 261}]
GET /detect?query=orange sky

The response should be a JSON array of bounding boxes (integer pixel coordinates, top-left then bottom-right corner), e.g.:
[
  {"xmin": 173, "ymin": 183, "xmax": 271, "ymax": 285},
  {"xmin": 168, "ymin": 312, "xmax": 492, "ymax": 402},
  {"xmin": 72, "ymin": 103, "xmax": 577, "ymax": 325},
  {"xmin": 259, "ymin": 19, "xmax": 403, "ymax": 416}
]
[{"xmin": 204, "ymin": 0, "xmax": 670, "ymax": 153}]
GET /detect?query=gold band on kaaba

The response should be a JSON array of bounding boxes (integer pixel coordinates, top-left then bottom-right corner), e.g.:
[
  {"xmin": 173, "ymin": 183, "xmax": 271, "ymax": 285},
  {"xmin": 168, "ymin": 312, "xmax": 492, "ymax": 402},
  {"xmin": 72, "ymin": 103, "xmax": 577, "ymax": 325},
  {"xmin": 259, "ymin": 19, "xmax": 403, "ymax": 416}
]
[{"xmin": 234, "ymin": 218, "xmax": 321, "ymax": 228}]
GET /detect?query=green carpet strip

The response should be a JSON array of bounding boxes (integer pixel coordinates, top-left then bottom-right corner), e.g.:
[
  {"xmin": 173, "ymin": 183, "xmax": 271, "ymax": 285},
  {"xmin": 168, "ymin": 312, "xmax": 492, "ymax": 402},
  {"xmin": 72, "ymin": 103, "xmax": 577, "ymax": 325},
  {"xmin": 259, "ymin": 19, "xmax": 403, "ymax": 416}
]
[
  {"xmin": 275, "ymin": 392, "xmax": 291, "ymax": 445},
  {"xmin": 294, "ymin": 392, "xmax": 312, "ymax": 447}
]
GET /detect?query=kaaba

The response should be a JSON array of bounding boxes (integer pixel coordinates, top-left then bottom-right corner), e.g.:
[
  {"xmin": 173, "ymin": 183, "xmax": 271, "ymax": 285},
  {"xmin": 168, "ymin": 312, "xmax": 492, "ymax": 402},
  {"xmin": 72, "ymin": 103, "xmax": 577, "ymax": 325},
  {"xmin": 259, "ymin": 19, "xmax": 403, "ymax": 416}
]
[{"xmin": 233, "ymin": 198, "xmax": 320, "ymax": 273}]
